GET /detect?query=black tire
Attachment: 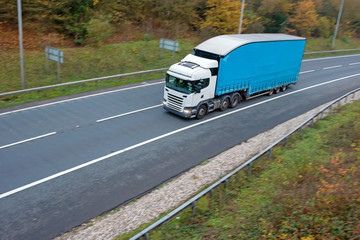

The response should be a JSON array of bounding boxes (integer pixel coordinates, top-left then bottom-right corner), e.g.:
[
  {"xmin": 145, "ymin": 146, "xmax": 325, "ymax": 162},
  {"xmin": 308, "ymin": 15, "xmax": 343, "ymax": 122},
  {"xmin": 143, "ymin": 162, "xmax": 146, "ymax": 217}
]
[
  {"xmin": 268, "ymin": 89, "xmax": 274, "ymax": 96},
  {"xmin": 196, "ymin": 105, "xmax": 207, "ymax": 119},
  {"xmin": 281, "ymin": 85, "xmax": 287, "ymax": 92},
  {"xmin": 230, "ymin": 94, "xmax": 240, "ymax": 108},
  {"xmin": 220, "ymin": 98, "xmax": 230, "ymax": 111},
  {"xmin": 274, "ymin": 88, "xmax": 280, "ymax": 94}
]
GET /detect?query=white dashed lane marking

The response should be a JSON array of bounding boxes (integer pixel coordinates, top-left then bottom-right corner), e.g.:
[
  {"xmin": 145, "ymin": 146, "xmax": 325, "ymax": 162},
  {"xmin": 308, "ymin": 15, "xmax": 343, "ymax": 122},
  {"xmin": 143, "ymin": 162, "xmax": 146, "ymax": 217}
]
[
  {"xmin": 323, "ymin": 65, "xmax": 343, "ymax": 70},
  {"xmin": 0, "ymin": 132, "xmax": 57, "ymax": 150}
]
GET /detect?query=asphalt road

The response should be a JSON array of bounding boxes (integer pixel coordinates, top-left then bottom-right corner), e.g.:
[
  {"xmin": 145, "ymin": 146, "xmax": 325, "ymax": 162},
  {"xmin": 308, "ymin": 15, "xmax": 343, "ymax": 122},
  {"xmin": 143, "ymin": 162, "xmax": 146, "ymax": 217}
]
[{"xmin": 0, "ymin": 54, "xmax": 360, "ymax": 239}]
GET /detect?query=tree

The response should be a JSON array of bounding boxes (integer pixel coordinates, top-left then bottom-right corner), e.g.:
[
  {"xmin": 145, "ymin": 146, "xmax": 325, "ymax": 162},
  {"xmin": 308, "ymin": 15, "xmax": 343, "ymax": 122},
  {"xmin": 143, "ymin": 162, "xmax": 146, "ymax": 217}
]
[
  {"xmin": 257, "ymin": 0, "xmax": 291, "ymax": 33},
  {"xmin": 313, "ymin": 16, "xmax": 332, "ymax": 38},
  {"xmin": 243, "ymin": 10, "xmax": 265, "ymax": 33},
  {"xmin": 288, "ymin": 0, "xmax": 319, "ymax": 37},
  {"xmin": 201, "ymin": 0, "xmax": 243, "ymax": 34},
  {"xmin": 47, "ymin": 0, "xmax": 95, "ymax": 45}
]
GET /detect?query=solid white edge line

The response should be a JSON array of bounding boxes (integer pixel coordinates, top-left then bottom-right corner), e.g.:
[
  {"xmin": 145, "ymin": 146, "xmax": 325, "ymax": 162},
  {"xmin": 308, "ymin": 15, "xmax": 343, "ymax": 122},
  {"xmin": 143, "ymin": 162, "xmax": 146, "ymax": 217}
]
[
  {"xmin": 349, "ymin": 62, "xmax": 360, "ymax": 65},
  {"xmin": 323, "ymin": 65, "xmax": 343, "ymax": 70},
  {"xmin": 0, "ymin": 132, "xmax": 57, "ymax": 150},
  {"xmin": 96, "ymin": 104, "xmax": 163, "ymax": 123},
  {"xmin": 0, "ymin": 82, "xmax": 164, "ymax": 117},
  {"xmin": 303, "ymin": 53, "xmax": 360, "ymax": 62},
  {"xmin": 299, "ymin": 70, "xmax": 315, "ymax": 74},
  {"xmin": 1, "ymin": 72, "xmax": 360, "ymax": 199}
]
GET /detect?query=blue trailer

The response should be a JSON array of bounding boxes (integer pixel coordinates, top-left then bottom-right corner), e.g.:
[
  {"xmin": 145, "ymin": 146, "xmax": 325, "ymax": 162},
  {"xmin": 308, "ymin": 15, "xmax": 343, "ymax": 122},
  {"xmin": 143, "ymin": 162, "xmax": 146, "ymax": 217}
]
[{"xmin": 163, "ymin": 34, "xmax": 306, "ymax": 119}]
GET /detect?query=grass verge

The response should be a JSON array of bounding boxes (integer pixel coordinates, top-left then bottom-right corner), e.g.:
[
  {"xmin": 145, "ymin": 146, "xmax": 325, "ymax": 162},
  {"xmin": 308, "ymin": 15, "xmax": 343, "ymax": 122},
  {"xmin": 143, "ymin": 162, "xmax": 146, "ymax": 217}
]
[
  {"xmin": 0, "ymin": 37, "xmax": 359, "ymax": 109},
  {"xmin": 118, "ymin": 101, "xmax": 360, "ymax": 239}
]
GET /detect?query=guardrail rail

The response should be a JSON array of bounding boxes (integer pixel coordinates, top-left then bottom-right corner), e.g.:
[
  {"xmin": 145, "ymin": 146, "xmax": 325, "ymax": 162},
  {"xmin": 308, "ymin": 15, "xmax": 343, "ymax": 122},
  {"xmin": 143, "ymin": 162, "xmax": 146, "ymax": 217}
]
[
  {"xmin": 0, "ymin": 68, "xmax": 168, "ymax": 98},
  {"xmin": 130, "ymin": 87, "xmax": 360, "ymax": 240}
]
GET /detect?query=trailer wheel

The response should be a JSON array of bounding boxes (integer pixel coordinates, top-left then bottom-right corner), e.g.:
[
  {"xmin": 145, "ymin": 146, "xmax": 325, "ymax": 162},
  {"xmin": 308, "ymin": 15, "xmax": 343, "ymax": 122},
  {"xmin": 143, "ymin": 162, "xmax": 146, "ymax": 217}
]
[
  {"xmin": 230, "ymin": 94, "xmax": 240, "ymax": 108},
  {"xmin": 274, "ymin": 88, "xmax": 280, "ymax": 94},
  {"xmin": 281, "ymin": 85, "xmax": 287, "ymax": 92},
  {"xmin": 268, "ymin": 89, "xmax": 274, "ymax": 96},
  {"xmin": 196, "ymin": 105, "xmax": 207, "ymax": 119},
  {"xmin": 220, "ymin": 97, "xmax": 230, "ymax": 111}
]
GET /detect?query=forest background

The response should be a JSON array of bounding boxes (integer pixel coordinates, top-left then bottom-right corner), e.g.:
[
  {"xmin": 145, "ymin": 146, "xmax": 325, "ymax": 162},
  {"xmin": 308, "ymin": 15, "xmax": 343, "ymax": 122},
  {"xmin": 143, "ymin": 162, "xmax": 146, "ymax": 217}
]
[{"xmin": 0, "ymin": 0, "xmax": 359, "ymax": 48}]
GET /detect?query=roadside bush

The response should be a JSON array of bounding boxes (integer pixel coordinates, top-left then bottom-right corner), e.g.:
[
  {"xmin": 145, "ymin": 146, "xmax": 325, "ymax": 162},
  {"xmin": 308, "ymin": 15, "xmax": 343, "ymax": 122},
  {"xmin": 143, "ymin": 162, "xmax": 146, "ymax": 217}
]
[
  {"xmin": 314, "ymin": 16, "xmax": 332, "ymax": 38},
  {"xmin": 86, "ymin": 17, "xmax": 114, "ymax": 47}
]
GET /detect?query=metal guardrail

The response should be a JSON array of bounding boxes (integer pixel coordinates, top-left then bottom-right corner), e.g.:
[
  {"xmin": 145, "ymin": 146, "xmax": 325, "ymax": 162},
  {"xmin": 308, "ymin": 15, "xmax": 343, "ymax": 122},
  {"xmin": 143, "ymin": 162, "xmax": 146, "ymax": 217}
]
[
  {"xmin": 0, "ymin": 68, "xmax": 168, "ymax": 98},
  {"xmin": 130, "ymin": 87, "xmax": 360, "ymax": 240},
  {"xmin": 304, "ymin": 48, "xmax": 360, "ymax": 54},
  {"xmin": 1, "ymin": 49, "xmax": 360, "ymax": 98}
]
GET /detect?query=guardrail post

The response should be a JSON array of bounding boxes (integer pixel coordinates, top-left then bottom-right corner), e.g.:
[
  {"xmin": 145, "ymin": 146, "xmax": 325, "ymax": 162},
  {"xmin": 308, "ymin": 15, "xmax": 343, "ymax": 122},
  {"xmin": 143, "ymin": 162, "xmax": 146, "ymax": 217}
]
[
  {"xmin": 145, "ymin": 232, "xmax": 149, "ymax": 240},
  {"xmin": 192, "ymin": 201, "xmax": 196, "ymax": 216},
  {"xmin": 311, "ymin": 117, "xmax": 315, "ymax": 127},
  {"xmin": 320, "ymin": 111, "xmax": 324, "ymax": 119},
  {"xmin": 224, "ymin": 179, "xmax": 228, "ymax": 189},
  {"xmin": 284, "ymin": 136, "xmax": 289, "ymax": 147},
  {"xmin": 268, "ymin": 148, "xmax": 273, "ymax": 159},
  {"xmin": 247, "ymin": 162, "xmax": 253, "ymax": 175},
  {"xmin": 209, "ymin": 189, "xmax": 214, "ymax": 199},
  {"xmin": 299, "ymin": 125, "xmax": 303, "ymax": 136}
]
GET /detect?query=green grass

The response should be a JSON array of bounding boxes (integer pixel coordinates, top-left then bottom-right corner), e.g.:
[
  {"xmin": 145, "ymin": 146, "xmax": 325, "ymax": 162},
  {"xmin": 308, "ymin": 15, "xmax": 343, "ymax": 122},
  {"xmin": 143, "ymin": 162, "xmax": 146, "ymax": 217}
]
[
  {"xmin": 0, "ymin": 39, "xmax": 195, "ymax": 91},
  {"xmin": 0, "ymin": 37, "xmax": 359, "ymax": 109},
  {"xmin": 118, "ymin": 101, "xmax": 360, "ymax": 239},
  {"xmin": 304, "ymin": 37, "xmax": 360, "ymax": 59},
  {"xmin": 0, "ymin": 39, "xmax": 195, "ymax": 108}
]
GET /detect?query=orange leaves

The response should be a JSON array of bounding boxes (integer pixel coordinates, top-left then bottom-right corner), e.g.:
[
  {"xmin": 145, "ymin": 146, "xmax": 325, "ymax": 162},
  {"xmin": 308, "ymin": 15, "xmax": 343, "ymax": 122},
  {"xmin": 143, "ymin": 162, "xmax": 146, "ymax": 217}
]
[
  {"xmin": 316, "ymin": 154, "xmax": 360, "ymax": 210},
  {"xmin": 288, "ymin": 0, "xmax": 319, "ymax": 36},
  {"xmin": 201, "ymin": 0, "xmax": 244, "ymax": 34},
  {"xmin": 320, "ymin": 167, "xmax": 329, "ymax": 174}
]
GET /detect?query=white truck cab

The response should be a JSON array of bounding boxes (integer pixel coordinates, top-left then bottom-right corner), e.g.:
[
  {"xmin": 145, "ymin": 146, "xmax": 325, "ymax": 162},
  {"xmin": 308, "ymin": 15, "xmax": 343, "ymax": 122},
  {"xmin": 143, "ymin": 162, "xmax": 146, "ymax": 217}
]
[{"xmin": 163, "ymin": 54, "xmax": 218, "ymax": 118}]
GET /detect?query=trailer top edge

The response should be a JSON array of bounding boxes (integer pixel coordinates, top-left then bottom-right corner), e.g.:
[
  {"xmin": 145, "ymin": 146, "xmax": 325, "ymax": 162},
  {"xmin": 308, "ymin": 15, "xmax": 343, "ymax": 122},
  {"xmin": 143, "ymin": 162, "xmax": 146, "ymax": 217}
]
[{"xmin": 194, "ymin": 33, "xmax": 306, "ymax": 57}]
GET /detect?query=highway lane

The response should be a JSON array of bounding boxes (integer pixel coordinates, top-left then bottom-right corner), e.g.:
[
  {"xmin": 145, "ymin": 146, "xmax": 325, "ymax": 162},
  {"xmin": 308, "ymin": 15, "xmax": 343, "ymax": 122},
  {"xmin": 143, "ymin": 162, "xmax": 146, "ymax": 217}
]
[
  {"xmin": 1, "ymin": 54, "xmax": 359, "ymax": 147},
  {"xmin": 0, "ymin": 54, "xmax": 360, "ymax": 239},
  {"xmin": 1, "ymin": 54, "xmax": 360, "ymax": 147}
]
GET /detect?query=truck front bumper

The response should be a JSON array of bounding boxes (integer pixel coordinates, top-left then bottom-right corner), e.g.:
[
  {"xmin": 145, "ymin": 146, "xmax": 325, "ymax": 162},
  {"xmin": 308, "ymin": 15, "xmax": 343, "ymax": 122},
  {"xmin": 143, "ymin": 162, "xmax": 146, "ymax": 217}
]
[{"xmin": 163, "ymin": 105, "xmax": 196, "ymax": 118}]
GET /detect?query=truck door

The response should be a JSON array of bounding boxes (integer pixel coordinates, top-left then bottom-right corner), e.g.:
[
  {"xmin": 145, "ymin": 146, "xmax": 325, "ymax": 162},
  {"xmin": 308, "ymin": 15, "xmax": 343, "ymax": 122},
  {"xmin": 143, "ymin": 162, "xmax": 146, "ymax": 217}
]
[{"xmin": 192, "ymin": 78, "xmax": 211, "ymax": 106}]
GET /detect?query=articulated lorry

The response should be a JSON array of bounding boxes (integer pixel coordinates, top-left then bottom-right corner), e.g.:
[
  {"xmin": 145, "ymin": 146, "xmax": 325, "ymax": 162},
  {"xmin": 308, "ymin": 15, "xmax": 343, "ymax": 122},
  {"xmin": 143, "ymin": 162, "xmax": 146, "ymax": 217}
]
[{"xmin": 163, "ymin": 34, "xmax": 306, "ymax": 119}]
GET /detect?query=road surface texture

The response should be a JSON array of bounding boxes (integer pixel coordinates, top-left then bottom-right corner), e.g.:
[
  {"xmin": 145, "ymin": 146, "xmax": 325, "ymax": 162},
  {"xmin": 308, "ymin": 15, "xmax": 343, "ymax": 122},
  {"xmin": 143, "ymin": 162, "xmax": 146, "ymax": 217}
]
[{"xmin": 0, "ymin": 54, "xmax": 360, "ymax": 239}]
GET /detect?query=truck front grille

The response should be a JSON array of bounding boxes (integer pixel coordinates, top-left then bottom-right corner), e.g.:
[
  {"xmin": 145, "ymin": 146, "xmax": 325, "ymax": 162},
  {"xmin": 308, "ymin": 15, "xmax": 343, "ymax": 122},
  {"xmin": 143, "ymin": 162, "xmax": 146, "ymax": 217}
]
[{"xmin": 167, "ymin": 93, "xmax": 184, "ymax": 112}]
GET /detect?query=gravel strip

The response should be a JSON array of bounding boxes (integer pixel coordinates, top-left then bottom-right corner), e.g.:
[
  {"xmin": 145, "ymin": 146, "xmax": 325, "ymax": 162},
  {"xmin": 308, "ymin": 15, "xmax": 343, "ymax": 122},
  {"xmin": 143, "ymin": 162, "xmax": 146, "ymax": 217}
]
[{"xmin": 56, "ymin": 91, "xmax": 360, "ymax": 240}]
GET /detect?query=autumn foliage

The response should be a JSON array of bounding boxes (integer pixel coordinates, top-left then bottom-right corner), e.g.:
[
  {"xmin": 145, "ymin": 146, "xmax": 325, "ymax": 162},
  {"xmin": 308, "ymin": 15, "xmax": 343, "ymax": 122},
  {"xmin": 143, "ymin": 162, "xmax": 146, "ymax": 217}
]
[
  {"xmin": 0, "ymin": 0, "xmax": 359, "ymax": 45},
  {"xmin": 288, "ymin": 0, "xmax": 319, "ymax": 36}
]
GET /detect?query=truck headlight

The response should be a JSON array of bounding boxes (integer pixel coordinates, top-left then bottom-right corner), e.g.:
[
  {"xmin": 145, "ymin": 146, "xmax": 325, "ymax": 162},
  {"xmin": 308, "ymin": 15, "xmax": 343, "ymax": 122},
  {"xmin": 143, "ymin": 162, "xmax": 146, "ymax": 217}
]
[
  {"xmin": 183, "ymin": 108, "xmax": 192, "ymax": 114},
  {"xmin": 163, "ymin": 99, "xmax": 167, "ymax": 105}
]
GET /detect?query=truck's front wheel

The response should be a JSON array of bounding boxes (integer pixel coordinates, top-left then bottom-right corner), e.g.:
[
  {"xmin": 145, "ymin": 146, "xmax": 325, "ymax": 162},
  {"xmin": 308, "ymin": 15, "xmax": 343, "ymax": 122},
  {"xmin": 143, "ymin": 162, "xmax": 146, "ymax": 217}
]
[{"xmin": 196, "ymin": 105, "xmax": 207, "ymax": 119}]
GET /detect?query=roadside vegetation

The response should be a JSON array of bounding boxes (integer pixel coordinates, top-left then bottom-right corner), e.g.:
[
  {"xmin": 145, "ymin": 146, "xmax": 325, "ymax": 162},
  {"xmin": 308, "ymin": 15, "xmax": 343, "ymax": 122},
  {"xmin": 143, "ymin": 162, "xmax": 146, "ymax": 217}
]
[{"xmin": 118, "ymin": 101, "xmax": 360, "ymax": 239}]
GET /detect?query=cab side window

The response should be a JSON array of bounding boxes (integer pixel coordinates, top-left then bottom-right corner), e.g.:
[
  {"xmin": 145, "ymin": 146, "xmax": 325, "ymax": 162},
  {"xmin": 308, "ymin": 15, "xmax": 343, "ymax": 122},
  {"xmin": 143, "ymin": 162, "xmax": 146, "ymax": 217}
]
[{"xmin": 200, "ymin": 78, "xmax": 210, "ymax": 89}]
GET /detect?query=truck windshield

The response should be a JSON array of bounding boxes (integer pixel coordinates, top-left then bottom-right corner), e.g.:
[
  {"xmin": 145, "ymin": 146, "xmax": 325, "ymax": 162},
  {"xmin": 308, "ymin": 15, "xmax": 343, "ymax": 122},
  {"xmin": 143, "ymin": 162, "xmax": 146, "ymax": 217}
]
[{"xmin": 166, "ymin": 74, "xmax": 208, "ymax": 94}]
